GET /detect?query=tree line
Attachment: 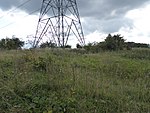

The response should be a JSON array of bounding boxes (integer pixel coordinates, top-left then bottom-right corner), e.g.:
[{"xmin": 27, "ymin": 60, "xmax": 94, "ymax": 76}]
[
  {"xmin": 82, "ymin": 34, "xmax": 150, "ymax": 53},
  {"xmin": 0, "ymin": 34, "xmax": 149, "ymax": 51}
]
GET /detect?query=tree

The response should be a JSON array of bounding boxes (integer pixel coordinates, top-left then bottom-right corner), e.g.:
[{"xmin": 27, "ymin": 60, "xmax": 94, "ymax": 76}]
[
  {"xmin": 64, "ymin": 45, "xmax": 72, "ymax": 48},
  {"xmin": 76, "ymin": 43, "xmax": 82, "ymax": 48},
  {"xmin": 40, "ymin": 41, "xmax": 57, "ymax": 48},
  {"xmin": 104, "ymin": 34, "xmax": 125, "ymax": 51},
  {"xmin": 125, "ymin": 42, "xmax": 149, "ymax": 50},
  {"xmin": 83, "ymin": 42, "xmax": 93, "ymax": 52},
  {"xmin": 0, "ymin": 36, "xmax": 24, "ymax": 50},
  {"xmin": 83, "ymin": 42, "xmax": 100, "ymax": 53}
]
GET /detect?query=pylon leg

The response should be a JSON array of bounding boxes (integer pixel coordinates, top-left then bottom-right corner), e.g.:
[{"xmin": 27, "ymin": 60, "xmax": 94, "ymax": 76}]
[{"xmin": 33, "ymin": 0, "xmax": 85, "ymax": 48}]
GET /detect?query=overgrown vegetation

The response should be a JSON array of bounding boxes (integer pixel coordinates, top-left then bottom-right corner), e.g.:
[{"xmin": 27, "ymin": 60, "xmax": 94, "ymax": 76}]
[
  {"xmin": 83, "ymin": 34, "xmax": 149, "ymax": 53},
  {"xmin": 0, "ymin": 48, "xmax": 150, "ymax": 113},
  {"xmin": 0, "ymin": 36, "xmax": 24, "ymax": 50}
]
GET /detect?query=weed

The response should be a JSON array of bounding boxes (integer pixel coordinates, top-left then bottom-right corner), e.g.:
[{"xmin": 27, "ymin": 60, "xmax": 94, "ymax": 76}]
[{"xmin": 0, "ymin": 48, "xmax": 150, "ymax": 113}]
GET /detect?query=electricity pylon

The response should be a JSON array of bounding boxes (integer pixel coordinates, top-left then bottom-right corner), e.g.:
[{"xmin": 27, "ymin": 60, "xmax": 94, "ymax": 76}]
[{"xmin": 33, "ymin": 0, "xmax": 85, "ymax": 47}]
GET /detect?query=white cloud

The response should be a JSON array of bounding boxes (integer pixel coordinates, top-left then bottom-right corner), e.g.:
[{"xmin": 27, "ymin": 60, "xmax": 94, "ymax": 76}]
[
  {"xmin": 0, "ymin": 9, "xmax": 38, "ymax": 40},
  {"xmin": 85, "ymin": 31, "xmax": 106, "ymax": 43},
  {"xmin": 118, "ymin": 4, "xmax": 150, "ymax": 43}
]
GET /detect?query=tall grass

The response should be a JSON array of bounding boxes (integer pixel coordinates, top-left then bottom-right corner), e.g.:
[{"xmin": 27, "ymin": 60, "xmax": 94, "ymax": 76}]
[{"xmin": 0, "ymin": 49, "xmax": 150, "ymax": 113}]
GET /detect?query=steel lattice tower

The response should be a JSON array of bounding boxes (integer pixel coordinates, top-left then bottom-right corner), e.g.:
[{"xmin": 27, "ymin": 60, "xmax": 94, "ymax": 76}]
[{"xmin": 33, "ymin": 0, "xmax": 85, "ymax": 47}]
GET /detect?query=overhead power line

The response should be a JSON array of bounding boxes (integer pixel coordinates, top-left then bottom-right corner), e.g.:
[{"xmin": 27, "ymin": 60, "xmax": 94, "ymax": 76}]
[
  {"xmin": 0, "ymin": 8, "xmax": 40, "ymax": 30},
  {"xmin": 0, "ymin": 0, "xmax": 32, "ymax": 20}
]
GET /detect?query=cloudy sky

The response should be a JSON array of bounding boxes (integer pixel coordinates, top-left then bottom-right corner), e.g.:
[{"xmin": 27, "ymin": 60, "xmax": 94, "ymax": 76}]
[{"xmin": 0, "ymin": 0, "xmax": 150, "ymax": 46}]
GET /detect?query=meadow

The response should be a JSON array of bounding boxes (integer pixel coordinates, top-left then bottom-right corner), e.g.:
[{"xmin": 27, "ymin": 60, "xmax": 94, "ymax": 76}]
[{"xmin": 0, "ymin": 48, "xmax": 150, "ymax": 113}]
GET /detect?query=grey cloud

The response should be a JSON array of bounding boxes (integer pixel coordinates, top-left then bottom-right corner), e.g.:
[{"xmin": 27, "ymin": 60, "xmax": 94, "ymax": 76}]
[
  {"xmin": 0, "ymin": 0, "xmax": 19, "ymax": 10},
  {"xmin": 82, "ymin": 17, "xmax": 133, "ymax": 34},
  {"xmin": 0, "ymin": 0, "xmax": 41, "ymax": 12},
  {"xmin": 101, "ymin": 18, "xmax": 134, "ymax": 33},
  {"xmin": 78, "ymin": 0, "xmax": 149, "ymax": 19},
  {"xmin": 0, "ymin": 0, "xmax": 149, "ymax": 35},
  {"xmin": 78, "ymin": 0, "xmax": 149, "ymax": 34},
  {"xmin": 0, "ymin": 0, "xmax": 149, "ymax": 18}
]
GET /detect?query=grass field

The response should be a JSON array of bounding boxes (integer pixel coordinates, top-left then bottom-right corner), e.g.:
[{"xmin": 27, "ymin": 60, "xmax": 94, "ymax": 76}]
[{"xmin": 0, "ymin": 48, "xmax": 150, "ymax": 113}]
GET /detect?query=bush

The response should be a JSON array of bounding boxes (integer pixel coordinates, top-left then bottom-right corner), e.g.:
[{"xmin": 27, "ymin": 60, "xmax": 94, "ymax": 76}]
[{"xmin": 0, "ymin": 36, "xmax": 24, "ymax": 50}]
